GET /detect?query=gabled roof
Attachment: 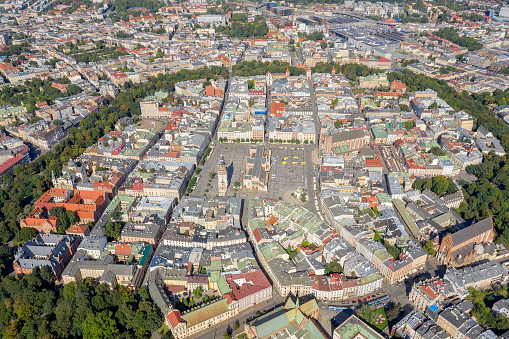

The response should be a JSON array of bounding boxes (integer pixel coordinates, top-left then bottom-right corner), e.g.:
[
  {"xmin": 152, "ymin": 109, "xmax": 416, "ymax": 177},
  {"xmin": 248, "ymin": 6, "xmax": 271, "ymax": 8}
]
[{"xmin": 450, "ymin": 216, "xmax": 493, "ymax": 246}]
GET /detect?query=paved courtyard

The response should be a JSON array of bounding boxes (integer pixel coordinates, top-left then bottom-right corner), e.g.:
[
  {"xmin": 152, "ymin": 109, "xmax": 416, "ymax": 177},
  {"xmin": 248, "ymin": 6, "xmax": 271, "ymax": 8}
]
[
  {"xmin": 267, "ymin": 147, "xmax": 306, "ymax": 200},
  {"xmin": 193, "ymin": 143, "xmax": 309, "ymax": 201}
]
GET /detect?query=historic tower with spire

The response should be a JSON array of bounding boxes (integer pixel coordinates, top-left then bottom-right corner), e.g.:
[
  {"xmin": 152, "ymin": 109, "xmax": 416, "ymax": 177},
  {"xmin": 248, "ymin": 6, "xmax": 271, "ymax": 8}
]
[{"xmin": 218, "ymin": 154, "xmax": 228, "ymax": 196}]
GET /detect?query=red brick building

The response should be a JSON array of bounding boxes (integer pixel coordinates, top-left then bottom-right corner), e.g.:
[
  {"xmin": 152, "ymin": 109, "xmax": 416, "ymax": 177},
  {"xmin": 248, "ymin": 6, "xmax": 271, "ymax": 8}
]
[
  {"xmin": 438, "ymin": 217, "xmax": 495, "ymax": 267},
  {"xmin": 319, "ymin": 129, "xmax": 366, "ymax": 156},
  {"xmin": 20, "ymin": 188, "xmax": 109, "ymax": 233}
]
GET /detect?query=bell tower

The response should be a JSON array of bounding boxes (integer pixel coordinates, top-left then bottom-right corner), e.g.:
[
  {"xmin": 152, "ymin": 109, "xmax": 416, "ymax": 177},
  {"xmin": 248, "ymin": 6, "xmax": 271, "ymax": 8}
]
[{"xmin": 218, "ymin": 154, "xmax": 227, "ymax": 196}]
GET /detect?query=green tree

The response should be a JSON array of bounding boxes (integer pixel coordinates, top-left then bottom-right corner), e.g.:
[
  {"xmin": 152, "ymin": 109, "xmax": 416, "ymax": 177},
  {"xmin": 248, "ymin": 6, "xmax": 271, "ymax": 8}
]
[
  {"xmin": 138, "ymin": 286, "xmax": 151, "ymax": 301},
  {"xmin": 429, "ymin": 147, "xmax": 447, "ymax": 156},
  {"xmin": 65, "ymin": 210, "xmax": 79, "ymax": 225},
  {"xmin": 0, "ymin": 244, "xmax": 12, "ymax": 274},
  {"xmin": 404, "ymin": 120, "xmax": 414, "ymax": 131},
  {"xmin": 193, "ymin": 287, "xmax": 203, "ymax": 299},
  {"xmin": 82, "ymin": 311, "xmax": 119, "ymax": 339},
  {"xmin": 324, "ymin": 261, "xmax": 343, "ymax": 275},
  {"xmin": 14, "ymin": 227, "xmax": 39, "ymax": 245},
  {"xmin": 431, "ymin": 175, "xmax": 449, "ymax": 196},
  {"xmin": 399, "ymin": 104, "xmax": 410, "ymax": 111},
  {"xmin": 49, "ymin": 207, "xmax": 65, "ymax": 217},
  {"xmin": 105, "ymin": 221, "xmax": 124, "ymax": 239},
  {"xmin": 386, "ymin": 303, "xmax": 402, "ymax": 322},
  {"xmin": 357, "ymin": 304, "xmax": 377, "ymax": 324},
  {"xmin": 423, "ymin": 241, "xmax": 436, "ymax": 256}
]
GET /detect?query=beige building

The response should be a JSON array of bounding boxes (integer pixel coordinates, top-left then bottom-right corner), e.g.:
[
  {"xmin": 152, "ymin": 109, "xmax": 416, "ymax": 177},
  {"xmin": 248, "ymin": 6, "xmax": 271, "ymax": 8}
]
[
  {"xmin": 408, "ymin": 279, "xmax": 445, "ymax": 312},
  {"xmin": 358, "ymin": 73, "xmax": 389, "ymax": 89},
  {"xmin": 62, "ymin": 255, "xmax": 140, "ymax": 290},
  {"xmin": 167, "ymin": 299, "xmax": 239, "ymax": 339}
]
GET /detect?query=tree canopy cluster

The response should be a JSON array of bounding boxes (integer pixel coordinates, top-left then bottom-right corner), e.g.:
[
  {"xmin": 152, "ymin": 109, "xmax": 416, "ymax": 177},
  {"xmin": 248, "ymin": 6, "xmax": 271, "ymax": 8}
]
[
  {"xmin": 299, "ymin": 31, "xmax": 324, "ymax": 41},
  {"xmin": 435, "ymin": 28, "xmax": 483, "ymax": 51},
  {"xmin": 0, "ymin": 77, "xmax": 82, "ymax": 111},
  {"xmin": 0, "ymin": 42, "xmax": 31, "ymax": 58},
  {"xmin": 107, "ymin": 0, "xmax": 164, "ymax": 22},
  {"xmin": 457, "ymin": 154, "xmax": 509, "ymax": 246},
  {"xmin": 324, "ymin": 261, "xmax": 343, "ymax": 275},
  {"xmin": 0, "ymin": 268, "xmax": 164, "ymax": 338},
  {"xmin": 467, "ymin": 287, "xmax": 509, "ymax": 333},
  {"xmin": 65, "ymin": 43, "xmax": 128, "ymax": 64},
  {"xmin": 311, "ymin": 62, "xmax": 385, "ymax": 81},
  {"xmin": 215, "ymin": 16, "xmax": 268, "ymax": 39},
  {"xmin": 105, "ymin": 221, "xmax": 125, "ymax": 240},
  {"xmin": 412, "ymin": 175, "xmax": 458, "ymax": 196},
  {"xmin": 232, "ymin": 61, "xmax": 305, "ymax": 77}
]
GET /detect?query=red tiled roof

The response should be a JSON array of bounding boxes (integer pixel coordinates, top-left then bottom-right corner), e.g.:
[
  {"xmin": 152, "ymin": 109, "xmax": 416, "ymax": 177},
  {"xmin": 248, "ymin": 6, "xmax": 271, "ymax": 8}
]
[
  {"xmin": 115, "ymin": 243, "xmax": 131, "ymax": 256},
  {"xmin": 253, "ymin": 228, "xmax": 262, "ymax": 243},
  {"xmin": 224, "ymin": 270, "xmax": 271, "ymax": 301},
  {"xmin": 167, "ymin": 310, "xmax": 184, "ymax": 327}
]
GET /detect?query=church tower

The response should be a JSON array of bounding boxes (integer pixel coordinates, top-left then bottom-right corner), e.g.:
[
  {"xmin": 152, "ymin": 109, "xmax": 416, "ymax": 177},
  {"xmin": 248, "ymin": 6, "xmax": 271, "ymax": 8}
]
[
  {"xmin": 266, "ymin": 71, "xmax": 273, "ymax": 87},
  {"xmin": 218, "ymin": 154, "xmax": 227, "ymax": 196}
]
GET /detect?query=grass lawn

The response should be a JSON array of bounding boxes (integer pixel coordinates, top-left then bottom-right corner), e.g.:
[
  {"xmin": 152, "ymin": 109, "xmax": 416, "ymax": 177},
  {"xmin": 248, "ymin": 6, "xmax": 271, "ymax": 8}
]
[
  {"xmin": 237, "ymin": 333, "xmax": 247, "ymax": 339},
  {"xmin": 373, "ymin": 308, "xmax": 388, "ymax": 330}
]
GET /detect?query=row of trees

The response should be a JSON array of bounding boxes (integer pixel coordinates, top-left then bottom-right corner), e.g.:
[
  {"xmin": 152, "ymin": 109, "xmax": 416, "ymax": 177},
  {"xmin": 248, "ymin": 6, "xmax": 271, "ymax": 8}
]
[
  {"xmin": 218, "ymin": 137, "xmax": 263, "ymax": 143},
  {"xmin": 269, "ymin": 138, "xmax": 314, "ymax": 144}
]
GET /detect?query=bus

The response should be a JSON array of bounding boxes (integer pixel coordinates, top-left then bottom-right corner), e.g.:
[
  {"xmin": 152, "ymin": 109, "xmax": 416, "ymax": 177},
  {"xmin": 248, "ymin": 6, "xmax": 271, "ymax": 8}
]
[
  {"xmin": 328, "ymin": 305, "xmax": 350, "ymax": 311},
  {"xmin": 367, "ymin": 295, "xmax": 389, "ymax": 306}
]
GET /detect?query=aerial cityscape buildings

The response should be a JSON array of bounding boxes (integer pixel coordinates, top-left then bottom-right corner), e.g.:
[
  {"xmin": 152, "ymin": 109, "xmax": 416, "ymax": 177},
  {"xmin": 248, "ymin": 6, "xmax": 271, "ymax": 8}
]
[{"xmin": 1, "ymin": 0, "xmax": 509, "ymax": 338}]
